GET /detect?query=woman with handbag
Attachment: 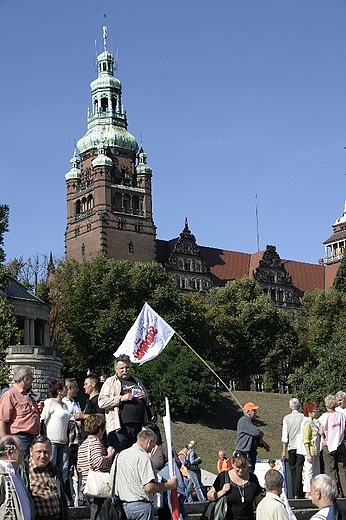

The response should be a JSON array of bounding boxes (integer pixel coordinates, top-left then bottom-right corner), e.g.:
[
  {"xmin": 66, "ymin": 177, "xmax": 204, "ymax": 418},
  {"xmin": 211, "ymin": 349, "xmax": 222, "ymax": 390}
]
[
  {"xmin": 206, "ymin": 450, "xmax": 262, "ymax": 520},
  {"xmin": 77, "ymin": 414, "xmax": 115, "ymax": 520}
]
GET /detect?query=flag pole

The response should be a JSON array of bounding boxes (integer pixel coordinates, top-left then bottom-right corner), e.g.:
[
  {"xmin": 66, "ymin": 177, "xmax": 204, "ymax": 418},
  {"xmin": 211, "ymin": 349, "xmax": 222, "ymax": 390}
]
[{"xmin": 174, "ymin": 331, "xmax": 243, "ymax": 411}]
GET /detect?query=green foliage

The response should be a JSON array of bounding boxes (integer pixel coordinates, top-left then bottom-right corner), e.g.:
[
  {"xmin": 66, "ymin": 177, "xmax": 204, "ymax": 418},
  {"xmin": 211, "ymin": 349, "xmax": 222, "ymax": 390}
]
[
  {"xmin": 0, "ymin": 205, "xmax": 10, "ymax": 289},
  {"xmin": 289, "ymin": 287, "xmax": 346, "ymax": 406},
  {"xmin": 206, "ymin": 277, "xmax": 298, "ymax": 390},
  {"xmin": 49, "ymin": 256, "xmax": 181, "ymax": 376},
  {"xmin": 0, "ymin": 205, "xmax": 18, "ymax": 378},
  {"xmin": 133, "ymin": 339, "xmax": 218, "ymax": 416},
  {"xmin": 333, "ymin": 251, "xmax": 346, "ymax": 293}
]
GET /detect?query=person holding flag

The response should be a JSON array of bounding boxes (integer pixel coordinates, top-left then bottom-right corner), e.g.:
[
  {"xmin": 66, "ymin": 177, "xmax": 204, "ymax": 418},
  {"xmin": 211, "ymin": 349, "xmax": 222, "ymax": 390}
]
[{"xmin": 98, "ymin": 354, "xmax": 156, "ymax": 452}]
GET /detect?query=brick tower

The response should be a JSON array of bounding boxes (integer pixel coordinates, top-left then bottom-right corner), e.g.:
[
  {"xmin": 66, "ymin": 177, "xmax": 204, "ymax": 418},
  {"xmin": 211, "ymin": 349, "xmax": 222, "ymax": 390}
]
[{"xmin": 65, "ymin": 26, "xmax": 156, "ymax": 262}]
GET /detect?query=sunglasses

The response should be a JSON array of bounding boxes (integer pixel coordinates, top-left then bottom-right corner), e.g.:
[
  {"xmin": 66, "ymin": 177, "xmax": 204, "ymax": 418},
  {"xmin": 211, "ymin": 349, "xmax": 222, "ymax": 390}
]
[{"xmin": 232, "ymin": 450, "xmax": 248, "ymax": 459}]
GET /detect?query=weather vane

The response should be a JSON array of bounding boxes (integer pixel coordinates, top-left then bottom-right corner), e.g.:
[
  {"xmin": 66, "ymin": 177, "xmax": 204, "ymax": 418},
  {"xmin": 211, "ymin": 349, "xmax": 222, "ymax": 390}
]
[{"xmin": 103, "ymin": 14, "xmax": 107, "ymax": 51}]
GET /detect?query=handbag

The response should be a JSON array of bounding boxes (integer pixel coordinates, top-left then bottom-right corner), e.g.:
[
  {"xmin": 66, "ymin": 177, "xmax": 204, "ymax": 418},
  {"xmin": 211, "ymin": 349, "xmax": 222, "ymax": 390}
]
[
  {"xmin": 199, "ymin": 471, "xmax": 230, "ymax": 520},
  {"xmin": 83, "ymin": 440, "xmax": 112, "ymax": 499},
  {"xmin": 100, "ymin": 454, "xmax": 127, "ymax": 520}
]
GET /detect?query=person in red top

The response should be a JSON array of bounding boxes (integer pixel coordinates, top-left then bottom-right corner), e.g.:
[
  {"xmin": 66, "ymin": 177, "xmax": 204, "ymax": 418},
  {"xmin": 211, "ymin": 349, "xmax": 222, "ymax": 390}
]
[
  {"xmin": 216, "ymin": 450, "xmax": 233, "ymax": 473},
  {"xmin": 0, "ymin": 366, "xmax": 40, "ymax": 455}
]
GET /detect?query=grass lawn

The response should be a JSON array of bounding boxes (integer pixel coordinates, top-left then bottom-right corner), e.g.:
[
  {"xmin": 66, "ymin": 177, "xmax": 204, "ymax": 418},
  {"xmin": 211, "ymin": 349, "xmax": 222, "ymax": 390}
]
[{"xmin": 170, "ymin": 390, "xmax": 293, "ymax": 474}]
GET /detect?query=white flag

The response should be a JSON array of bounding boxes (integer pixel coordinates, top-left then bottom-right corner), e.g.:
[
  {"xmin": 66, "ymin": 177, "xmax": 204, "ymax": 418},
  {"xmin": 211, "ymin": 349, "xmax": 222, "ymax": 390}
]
[{"xmin": 114, "ymin": 303, "xmax": 175, "ymax": 365}]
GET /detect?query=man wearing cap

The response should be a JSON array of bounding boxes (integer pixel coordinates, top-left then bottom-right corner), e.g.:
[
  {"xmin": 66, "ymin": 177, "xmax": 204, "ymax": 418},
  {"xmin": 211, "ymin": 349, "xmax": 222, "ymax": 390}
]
[{"xmin": 235, "ymin": 402, "xmax": 270, "ymax": 472}]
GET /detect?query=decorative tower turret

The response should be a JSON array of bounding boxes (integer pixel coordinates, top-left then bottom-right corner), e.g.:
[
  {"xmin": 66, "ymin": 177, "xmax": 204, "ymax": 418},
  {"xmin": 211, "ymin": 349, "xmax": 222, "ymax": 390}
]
[
  {"xmin": 65, "ymin": 26, "xmax": 156, "ymax": 262},
  {"xmin": 324, "ymin": 201, "xmax": 346, "ymax": 264}
]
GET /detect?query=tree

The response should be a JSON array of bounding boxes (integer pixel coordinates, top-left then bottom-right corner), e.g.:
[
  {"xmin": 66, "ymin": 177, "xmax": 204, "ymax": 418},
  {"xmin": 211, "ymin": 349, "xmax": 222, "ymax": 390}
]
[
  {"xmin": 48, "ymin": 255, "xmax": 220, "ymax": 415},
  {"xmin": 289, "ymin": 287, "xmax": 346, "ymax": 405},
  {"xmin": 7, "ymin": 252, "xmax": 58, "ymax": 295},
  {"xmin": 333, "ymin": 251, "xmax": 346, "ymax": 292},
  {"xmin": 49, "ymin": 256, "xmax": 181, "ymax": 376},
  {"xmin": 0, "ymin": 205, "xmax": 18, "ymax": 382},
  {"xmin": 133, "ymin": 338, "xmax": 218, "ymax": 416},
  {"xmin": 206, "ymin": 277, "xmax": 298, "ymax": 391}
]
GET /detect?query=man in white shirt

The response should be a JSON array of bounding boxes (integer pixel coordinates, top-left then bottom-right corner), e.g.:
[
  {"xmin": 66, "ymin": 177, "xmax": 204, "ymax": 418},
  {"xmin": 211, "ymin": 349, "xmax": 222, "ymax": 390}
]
[
  {"xmin": 309, "ymin": 474, "xmax": 336, "ymax": 520},
  {"xmin": 113, "ymin": 429, "xmax": 178, "ymax": 520},
  {"xmin": 256, "ymin": 469, "xmax": 289, "ymax": 520},
  {"xmin": 281, "ymin": 398, "xmax": 304, "ymax": 498}
]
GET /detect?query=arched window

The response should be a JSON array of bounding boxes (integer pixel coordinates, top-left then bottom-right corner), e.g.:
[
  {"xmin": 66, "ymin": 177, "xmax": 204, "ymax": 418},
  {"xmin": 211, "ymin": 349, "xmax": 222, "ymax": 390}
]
[
  {"xmin": 101, "ymin": 97, "xmax": 108, "ymax": 112},
  {"xmin": 75, "ymin": 200, "xmax": 81, "ymax": 215},
  {"xmin": 86, "ymin": 195, "xmax": 93, "ymax": 211},
  {"xmin": 132, "ymin": 196, "xmax": 139, "ymax": 214}
]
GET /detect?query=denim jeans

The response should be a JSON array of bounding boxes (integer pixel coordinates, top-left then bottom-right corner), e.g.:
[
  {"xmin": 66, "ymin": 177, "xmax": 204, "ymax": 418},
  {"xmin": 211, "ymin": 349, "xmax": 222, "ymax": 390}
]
[
  {"xmin": 187, "ymin": 469, "xmax": 205, "ymax": 502},
  {"xmin": 108, "ymin": 423, "xmax": 142, "ymax": 452},
  {"xmin": 51, "ymin": 442, "xmax": 69, "ymax": 481},
  {"xmin": 16, "ymin": 434, "xmax": 34, "ymax": 457},
  {"xmin": 123, "ymin": 501, "xmax": 153, "ymax": 520}
]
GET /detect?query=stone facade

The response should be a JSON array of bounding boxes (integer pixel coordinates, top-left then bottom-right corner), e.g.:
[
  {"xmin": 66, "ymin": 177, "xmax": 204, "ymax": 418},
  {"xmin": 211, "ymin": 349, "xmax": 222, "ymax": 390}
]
[{"xmin": 5, "ymin": 278, "xmax": 62, "ymax": 399}]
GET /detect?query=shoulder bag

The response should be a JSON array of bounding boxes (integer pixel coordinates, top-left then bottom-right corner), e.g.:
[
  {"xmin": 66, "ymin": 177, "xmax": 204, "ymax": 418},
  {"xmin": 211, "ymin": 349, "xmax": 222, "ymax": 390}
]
[
  {"xmin": 100, "ymin": 454, "xmax": 127, "ymax": 520},
  {"xmin": 83, "ymin": 440, "xmax": 112, "ymax": 499},
  {"xmin": 199, "ymin": 471, "xmax": 230, "ymax": 520}
]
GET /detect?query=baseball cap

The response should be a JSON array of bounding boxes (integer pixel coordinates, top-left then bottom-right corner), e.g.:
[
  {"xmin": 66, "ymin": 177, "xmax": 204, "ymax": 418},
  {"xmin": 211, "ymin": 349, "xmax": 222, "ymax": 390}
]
[{"xmin": 243, "ymin": 402, "xmax": 259, "ymax": 411}]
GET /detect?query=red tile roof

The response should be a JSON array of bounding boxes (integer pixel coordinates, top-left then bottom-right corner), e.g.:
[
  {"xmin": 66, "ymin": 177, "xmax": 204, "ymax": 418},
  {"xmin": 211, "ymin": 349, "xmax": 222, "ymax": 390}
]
[{"xmin": 157, "ymin": 238, "xmax": 340, "ymax": 295}]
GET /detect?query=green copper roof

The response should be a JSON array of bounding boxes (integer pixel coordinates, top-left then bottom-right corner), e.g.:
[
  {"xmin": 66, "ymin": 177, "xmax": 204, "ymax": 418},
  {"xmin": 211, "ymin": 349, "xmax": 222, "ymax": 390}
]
[{"xmin": 77, "ymin": 28, "xmax": 138, "ymax": 155}]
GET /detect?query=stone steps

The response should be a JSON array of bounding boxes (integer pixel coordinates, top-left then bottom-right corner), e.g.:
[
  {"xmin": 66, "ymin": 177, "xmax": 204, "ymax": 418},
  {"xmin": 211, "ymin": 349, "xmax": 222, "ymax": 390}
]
[{"xmin": 69, "ymin": 498, "xmax": 324, "ymax": 520}]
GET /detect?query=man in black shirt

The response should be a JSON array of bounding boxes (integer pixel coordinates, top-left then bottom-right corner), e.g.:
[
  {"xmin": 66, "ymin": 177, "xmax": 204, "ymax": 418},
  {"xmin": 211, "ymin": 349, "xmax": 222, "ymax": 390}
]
[
  {"xmin": 98, "ymin": 354, "xmax": 155, "ymax": 452},
  {"xmin": 75, "ymin": 374, "xmax": 106, "ymax": 441}
]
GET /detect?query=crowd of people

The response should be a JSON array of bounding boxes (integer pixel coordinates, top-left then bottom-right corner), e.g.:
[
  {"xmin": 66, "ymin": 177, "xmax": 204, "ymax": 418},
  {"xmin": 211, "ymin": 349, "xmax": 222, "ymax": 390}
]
[{"xmin": 0, "ymin": 361, "xmax": 346, "ymax": 520}]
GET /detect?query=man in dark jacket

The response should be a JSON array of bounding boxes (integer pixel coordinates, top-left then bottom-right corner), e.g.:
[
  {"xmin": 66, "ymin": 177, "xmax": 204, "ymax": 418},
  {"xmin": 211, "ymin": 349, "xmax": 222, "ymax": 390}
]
[
  {"xmin": 23, "ymin": 435, "xmax": 69, "ymax": 520},
  {"xmin": 235, "ymin": 401, "xmax": 270, "ymax": 472}
]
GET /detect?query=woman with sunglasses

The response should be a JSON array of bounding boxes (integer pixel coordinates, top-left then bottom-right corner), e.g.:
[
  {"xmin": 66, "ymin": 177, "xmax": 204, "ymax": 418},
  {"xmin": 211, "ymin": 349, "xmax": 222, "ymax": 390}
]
[{"xmin": 207, "ymin": 450, "xmax": 262, "ymax": 520}]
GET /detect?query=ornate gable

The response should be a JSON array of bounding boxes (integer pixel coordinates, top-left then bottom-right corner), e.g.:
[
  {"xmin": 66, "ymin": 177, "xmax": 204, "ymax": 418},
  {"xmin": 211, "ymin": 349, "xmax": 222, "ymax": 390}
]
[
  {"xmin": 253, "ymin": 245, "xmax": 301, "ymax": 319},
  {"xmin": 165, "ymin": 219, "xmax": 213, "ymax": 293}
]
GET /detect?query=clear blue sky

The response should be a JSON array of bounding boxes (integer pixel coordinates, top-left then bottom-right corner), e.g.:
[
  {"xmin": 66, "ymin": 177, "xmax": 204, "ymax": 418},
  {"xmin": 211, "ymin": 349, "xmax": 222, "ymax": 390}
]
[{"xmin": 1, "ymin": 1, "xmax": 346, "ymax": 265}]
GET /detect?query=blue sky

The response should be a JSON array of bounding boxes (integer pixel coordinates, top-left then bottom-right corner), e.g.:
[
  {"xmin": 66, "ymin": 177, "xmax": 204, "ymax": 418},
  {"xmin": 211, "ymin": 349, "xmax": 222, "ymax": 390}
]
[{"xmin": 1, "ymin": 1, "xmax": 346, "ymax": 265}]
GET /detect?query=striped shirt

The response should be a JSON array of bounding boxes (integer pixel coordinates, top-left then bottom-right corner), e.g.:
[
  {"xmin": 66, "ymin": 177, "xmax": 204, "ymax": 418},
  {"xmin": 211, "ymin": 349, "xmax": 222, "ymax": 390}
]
[
  {"xmin": 77, "ymin": 437, "xmax": 112, "ymax": 489},
  {"xmin": 310, "ymin": 505, "xmax": 334, "ymax": 520},
  {"xmin": 112, "ymin": 442, "xmax": 156, "ymax": 503}
]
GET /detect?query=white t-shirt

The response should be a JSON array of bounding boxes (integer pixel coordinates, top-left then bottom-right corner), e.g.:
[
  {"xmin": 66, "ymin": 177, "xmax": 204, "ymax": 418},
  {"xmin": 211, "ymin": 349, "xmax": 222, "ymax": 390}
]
[
  {"xmin": 41, "ymin": 398, "xmax": 70, "ymax": 444},
  {"xmin": 319, "ymin": 411, "xmax": 345, "ymax": 453}
]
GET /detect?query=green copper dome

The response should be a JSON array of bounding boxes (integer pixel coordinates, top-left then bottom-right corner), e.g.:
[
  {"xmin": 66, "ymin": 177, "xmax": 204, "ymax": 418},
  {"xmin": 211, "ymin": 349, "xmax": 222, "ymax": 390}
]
[{"xmin": 77, "ymin": 29, "xmax": 138, "ymax": 155}]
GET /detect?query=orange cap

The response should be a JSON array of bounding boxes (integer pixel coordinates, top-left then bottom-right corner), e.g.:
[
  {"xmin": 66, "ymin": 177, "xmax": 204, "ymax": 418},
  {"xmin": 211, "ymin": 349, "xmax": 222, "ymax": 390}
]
[{"xmin": 243, "ymin": 402, "xmax": 259, "ymax": 411}]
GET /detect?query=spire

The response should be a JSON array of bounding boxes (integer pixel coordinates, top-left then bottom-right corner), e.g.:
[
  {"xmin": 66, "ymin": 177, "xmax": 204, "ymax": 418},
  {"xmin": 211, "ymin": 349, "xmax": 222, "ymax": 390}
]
[
  {"xmin": 136, "ymin": 144, "xmax": 152, "ymax": 175},
  {"xmin": 65, "ymin": 147, "xmax": 81, "ymax": 181},
  {"xmin": 77, "ymin": 27, "xmax": 137, "ymax": 155},
  {"xmin": 102, "ymin": 24, "xmax": 107, "ymax": 51}
]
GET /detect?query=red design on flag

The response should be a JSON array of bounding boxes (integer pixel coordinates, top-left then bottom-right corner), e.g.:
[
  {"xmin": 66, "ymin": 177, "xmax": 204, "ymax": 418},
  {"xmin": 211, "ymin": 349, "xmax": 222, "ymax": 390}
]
[
  {"xmin": 114, "ymin": 303, "xmax": 175, "ymax": 365},
  {"xmin": 134, "ymin": 326, "xmax": 159, "ymax": 360}
]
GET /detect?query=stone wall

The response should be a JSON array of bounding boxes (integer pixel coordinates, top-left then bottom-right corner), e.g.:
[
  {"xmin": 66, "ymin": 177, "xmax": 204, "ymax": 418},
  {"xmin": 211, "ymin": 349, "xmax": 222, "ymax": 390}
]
[{"xmin": 6, "ymin": 345, "xmax": 63, "ymax": 400}]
